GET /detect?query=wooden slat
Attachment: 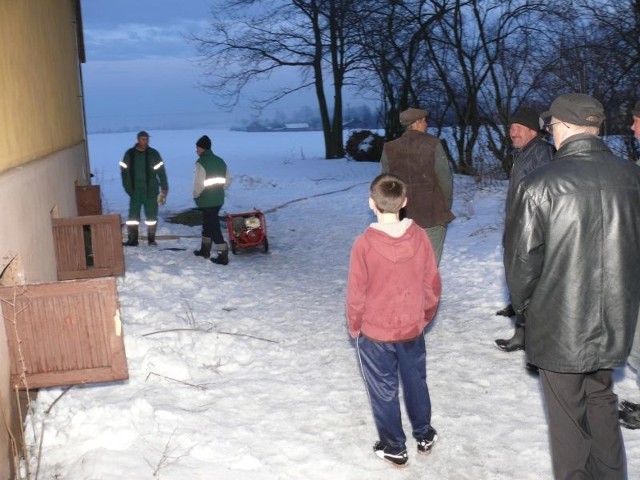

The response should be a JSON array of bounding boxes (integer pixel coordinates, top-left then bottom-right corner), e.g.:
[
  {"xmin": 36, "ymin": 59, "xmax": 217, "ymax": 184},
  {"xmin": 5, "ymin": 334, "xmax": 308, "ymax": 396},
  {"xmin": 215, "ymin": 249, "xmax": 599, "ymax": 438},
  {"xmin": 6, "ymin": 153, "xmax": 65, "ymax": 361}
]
[
  {"xmin": 0, "ymin": 277, "xmax": 128, "ymax": 389},
  {"xmin": 52, "ymin": 214, "xmax": 124, "ymax": 280}
]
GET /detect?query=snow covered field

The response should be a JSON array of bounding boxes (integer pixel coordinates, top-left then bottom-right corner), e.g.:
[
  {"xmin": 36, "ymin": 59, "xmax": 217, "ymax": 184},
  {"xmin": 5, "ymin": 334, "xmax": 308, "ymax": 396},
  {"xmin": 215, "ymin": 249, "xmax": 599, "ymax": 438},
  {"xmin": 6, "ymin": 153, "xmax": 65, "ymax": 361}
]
[{"xmin": 21, "ymin": 128, "xmax": 640, "ymax": 479}]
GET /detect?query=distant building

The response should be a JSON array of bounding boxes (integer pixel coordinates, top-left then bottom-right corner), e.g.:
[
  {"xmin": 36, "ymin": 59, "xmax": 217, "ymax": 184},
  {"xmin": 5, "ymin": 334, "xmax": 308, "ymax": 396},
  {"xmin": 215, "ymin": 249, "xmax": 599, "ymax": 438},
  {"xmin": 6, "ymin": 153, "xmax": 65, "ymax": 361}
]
[{"xmin": 283, "ymin": 122, "xmax": 311, "ymax": 131}]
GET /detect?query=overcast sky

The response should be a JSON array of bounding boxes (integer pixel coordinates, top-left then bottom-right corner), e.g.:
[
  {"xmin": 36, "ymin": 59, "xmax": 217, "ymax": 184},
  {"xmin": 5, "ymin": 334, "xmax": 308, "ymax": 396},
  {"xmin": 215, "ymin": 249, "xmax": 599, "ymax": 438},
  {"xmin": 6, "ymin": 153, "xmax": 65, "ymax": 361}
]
[{"xmin": 80, "ymin": 0, "xmax": 327, "ymax": 133}]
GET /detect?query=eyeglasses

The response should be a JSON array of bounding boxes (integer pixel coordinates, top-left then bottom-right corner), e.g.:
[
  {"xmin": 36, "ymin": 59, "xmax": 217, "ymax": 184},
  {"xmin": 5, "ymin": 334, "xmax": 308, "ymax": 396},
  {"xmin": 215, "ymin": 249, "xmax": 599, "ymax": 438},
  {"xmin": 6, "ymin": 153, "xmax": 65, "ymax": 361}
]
[{"xmin": 544, "ymin": 121, "xmax": 570, "ymax": 133}]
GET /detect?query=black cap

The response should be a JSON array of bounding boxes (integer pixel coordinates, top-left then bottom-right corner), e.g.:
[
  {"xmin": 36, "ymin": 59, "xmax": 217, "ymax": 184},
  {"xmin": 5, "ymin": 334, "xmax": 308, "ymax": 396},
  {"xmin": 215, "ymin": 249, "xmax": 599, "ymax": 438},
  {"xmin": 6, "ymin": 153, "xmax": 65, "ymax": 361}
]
[
  {"xmin": 137, "ymin": 130, "xmax": 150, "ymax": 138},
  {"xmin": 542, "ymin": 93, "xmax": 605, "ymax": 127},
  {"xmin": 196, "ymin": 135, "xmax": 212, "ymax": 150},
  {"xmin": 509, "ymin": 107, "xmax": 542, "ymax": 132}
]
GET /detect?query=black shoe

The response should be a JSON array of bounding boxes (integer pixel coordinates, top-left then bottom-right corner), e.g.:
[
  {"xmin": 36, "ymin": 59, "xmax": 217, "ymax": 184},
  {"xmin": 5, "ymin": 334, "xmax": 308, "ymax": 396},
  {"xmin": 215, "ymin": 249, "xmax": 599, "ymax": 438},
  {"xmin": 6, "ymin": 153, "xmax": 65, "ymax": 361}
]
[
  {"xmin": 621, "ymin": 400, "xmax": 640, "ymax": 412},
  {"xmin": 494, "ymin": 338, "xmax": 524, "ymax": 352},
  {"xmin": 416, "ymin": 427, "xmax": 438, "ymax": 455},
  {"xmin": 495, "ymin": 325, "xmax": 525, "ymax": 352},
  {"xmin": 373, "ymin": 441, "xmax": 408, "ymax": 467},
  {"xmin": 496, "ymin": 304, "xmax": 516, "ymax": 317},
  {"xmin": 619, "ymin": 409, "xmax": 640, "ymax": 429},
  {"xmin": 525, "ymin": 363, "xmax": 539, "ymax": 375}
]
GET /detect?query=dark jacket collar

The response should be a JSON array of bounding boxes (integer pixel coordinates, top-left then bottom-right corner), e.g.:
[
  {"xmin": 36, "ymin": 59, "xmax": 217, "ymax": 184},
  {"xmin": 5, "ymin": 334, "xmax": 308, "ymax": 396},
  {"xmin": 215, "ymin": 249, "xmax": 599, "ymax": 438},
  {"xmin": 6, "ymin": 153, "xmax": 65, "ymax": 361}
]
[{"xmin": 555, "ymin": 133, "xmax": 608, "ymax": 160}]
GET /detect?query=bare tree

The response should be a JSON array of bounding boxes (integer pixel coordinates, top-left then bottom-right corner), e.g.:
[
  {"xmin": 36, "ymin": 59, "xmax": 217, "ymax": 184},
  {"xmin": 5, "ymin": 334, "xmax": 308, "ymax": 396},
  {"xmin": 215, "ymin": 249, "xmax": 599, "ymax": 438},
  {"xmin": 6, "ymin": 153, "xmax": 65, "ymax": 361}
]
[
  {"xmin": 351, "ymin": 1, "xmax": 452, "ymax": 142},
  {"xmin": 472, "ymin": 1, "xmax": 557, "ymax": 174},
  {"xmin": 192, "ymin": 0, "xmax": 639, "ymax": 169},
  {"xmin": 418, "ymin": 0, "xmax": 557, "ymax": 174},
  {"xmin": 561, "ymin": 0, "xmax": 640, "ymax": 132},
  {"xmin": 190, "ymin": 0, "xmax": 364, "ymax": 159},
  {"xmin": 532, "ymin": 0, "xmax": 640, "ymax": 160}
]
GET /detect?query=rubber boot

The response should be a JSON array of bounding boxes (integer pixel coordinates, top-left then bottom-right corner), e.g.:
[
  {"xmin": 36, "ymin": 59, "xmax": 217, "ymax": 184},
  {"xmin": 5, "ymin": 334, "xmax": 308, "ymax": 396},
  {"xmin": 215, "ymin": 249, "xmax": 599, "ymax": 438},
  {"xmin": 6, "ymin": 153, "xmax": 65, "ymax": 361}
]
[
  {"xmin": 494, "ymin": 324, "xmax": 525, "ymax": 352},
  {"xmin": 211, "ymin": 243, "xmax": 229, "ymax": 265},
  {"xmin": 194, "ymin": 237, "xmax": 212, "ymax": 258},
  {"xmin": 123, "ymin": 225, "xmax": 139, "ymax": 246},
  {"xmin": 147, "ymin": 224, "xmax": 157, "ymax": 246}
]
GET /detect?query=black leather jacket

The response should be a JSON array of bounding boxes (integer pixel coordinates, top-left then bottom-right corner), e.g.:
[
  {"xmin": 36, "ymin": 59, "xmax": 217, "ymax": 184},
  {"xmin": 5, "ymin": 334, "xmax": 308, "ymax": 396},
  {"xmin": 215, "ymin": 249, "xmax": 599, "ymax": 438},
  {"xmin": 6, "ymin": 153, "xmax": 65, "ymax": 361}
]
[
  {"xmin": 505, "ymin": 135, "xmax": 554, "ymax": 212},
  {"xmin": 504, "ymin": 133, "xmax": 640, "ymax": 372}
]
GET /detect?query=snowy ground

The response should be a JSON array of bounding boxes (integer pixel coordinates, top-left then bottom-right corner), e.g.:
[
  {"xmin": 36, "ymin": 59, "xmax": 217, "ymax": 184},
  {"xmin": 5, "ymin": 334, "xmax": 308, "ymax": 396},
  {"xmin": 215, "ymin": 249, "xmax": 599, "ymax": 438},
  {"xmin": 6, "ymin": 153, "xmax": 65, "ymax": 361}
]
[{"xmin": 21, "ymin": 129, "xmax": 640, "ymax": 479}]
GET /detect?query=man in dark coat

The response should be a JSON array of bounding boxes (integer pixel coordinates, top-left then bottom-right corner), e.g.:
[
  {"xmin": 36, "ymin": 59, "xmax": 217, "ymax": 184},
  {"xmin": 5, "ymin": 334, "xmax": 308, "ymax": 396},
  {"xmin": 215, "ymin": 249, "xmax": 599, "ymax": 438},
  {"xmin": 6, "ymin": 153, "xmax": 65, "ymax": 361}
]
[
  {"xmin": 504, "ymin": 93, "xmax": 640, "ymax": 479},
  {"xmin": 495, "ymin": 107, "xmax": 554, "ymax": 353},
  {"xmin": 380, "ymin": 108, "xmax": 454, "ymax": 264},
  {"xmin": 119, "ymin": 131, "xmax": 168, "ymax": 246}
]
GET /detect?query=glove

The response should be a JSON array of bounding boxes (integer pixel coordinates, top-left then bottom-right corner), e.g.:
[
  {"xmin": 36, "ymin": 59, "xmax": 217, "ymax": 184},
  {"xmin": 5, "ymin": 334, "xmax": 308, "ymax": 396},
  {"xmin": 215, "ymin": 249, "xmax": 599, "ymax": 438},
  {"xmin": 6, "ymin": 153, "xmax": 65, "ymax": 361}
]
[{"xmin": 157, "ymin": 190, "xmax": 167, "ymax": 206}]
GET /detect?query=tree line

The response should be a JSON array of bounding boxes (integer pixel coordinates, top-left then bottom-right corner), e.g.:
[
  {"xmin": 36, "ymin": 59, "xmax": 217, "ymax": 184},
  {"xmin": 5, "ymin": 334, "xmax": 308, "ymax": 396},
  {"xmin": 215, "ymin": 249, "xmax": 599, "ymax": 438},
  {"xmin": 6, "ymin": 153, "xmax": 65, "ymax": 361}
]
[
  {"xmin": 190, "ymin": 0, "xmax": 640, "ymax": 173},
  {"xmin": 232, "ymin": 103, "xmax": 381, "ymax": 131}
]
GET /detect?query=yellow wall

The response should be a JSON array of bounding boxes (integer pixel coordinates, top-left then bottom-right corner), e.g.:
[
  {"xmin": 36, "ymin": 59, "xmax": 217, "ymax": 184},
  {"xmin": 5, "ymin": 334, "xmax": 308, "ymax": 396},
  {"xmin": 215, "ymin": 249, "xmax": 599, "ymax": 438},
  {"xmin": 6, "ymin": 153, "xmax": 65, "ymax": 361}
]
[
  {"xmin": 0, "ymin": 0, "xmax": 85, "ymax": 172},
  {"xmin": 0, "ymin": 1, "xmax": 88, "ymax": 477}
]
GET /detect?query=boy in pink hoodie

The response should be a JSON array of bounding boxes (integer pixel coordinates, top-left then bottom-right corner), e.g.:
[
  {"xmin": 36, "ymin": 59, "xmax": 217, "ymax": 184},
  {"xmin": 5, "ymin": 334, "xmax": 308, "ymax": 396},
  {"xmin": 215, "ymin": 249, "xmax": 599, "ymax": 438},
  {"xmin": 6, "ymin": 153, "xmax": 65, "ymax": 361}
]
[{"xmin": 347, "ymin": 173, "xmax": 442, "ymax": 467}]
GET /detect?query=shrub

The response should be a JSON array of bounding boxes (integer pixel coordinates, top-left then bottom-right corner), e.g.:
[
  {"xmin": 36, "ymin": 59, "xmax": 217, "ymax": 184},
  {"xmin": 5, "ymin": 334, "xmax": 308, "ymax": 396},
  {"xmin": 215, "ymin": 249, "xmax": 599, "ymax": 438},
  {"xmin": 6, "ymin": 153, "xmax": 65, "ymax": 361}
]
[{"xmin": 345, "ymin": 130, "xmax": 384, "ymax": 162}]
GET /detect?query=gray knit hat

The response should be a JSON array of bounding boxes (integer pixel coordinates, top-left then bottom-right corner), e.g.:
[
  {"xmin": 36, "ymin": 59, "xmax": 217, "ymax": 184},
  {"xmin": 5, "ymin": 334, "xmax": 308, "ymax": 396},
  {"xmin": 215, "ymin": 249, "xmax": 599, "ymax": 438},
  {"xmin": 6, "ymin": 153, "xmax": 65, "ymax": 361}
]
[{"xmin": 633, "ymin": 100, "xmax": 640, "ymax": 118}]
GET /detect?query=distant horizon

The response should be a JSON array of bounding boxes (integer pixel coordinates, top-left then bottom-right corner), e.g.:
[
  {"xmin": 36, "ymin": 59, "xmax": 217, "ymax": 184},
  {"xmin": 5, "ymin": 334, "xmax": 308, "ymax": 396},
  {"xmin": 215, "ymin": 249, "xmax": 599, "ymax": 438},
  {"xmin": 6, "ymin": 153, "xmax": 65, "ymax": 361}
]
[
  {"xmin": 80, "ymin": 0, "xmax": 367, "ymax": 137},
  {"xmin": 84, "ymin": 102, "xmax": 381, "ymax": 134}
]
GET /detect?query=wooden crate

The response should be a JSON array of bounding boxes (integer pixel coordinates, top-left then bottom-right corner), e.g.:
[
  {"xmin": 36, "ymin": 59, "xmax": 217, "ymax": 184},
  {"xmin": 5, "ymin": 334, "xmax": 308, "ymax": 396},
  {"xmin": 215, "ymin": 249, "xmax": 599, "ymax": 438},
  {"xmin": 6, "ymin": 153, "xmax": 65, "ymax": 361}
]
[
  {"xmin": 0, "ymin": 277, "xmax": 128, "ymax": 389},
  {"xmin": 75, "ymin": 185, "xmax": 102, "ymax": 216},
  {"xmin": 52, "ymin": 214, "xmax": 125, "ymax": 280}
]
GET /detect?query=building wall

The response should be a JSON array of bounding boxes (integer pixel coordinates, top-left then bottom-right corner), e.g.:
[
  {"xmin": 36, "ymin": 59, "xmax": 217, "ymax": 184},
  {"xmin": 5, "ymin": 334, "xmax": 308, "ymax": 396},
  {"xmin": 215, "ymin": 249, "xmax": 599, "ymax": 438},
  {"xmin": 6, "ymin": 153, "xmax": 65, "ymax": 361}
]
[
  {"xmin": 0, "ymin": 1, "xmax": 87, "ymax": 478},
  {"xmin": 0, "ymin": 0, "xmax": 86, "ymax": 172}
]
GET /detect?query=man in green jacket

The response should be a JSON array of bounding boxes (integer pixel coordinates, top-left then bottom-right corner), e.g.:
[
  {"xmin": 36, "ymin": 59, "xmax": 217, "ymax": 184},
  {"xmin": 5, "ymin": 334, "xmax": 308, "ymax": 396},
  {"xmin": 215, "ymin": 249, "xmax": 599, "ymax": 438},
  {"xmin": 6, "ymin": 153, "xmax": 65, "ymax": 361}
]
[
  {"xmin": 119, "ymin": 131, "xmax": 169, "ymax": 246},
  {"xmin": 192, "ymin": 135, "xmax": 231, "ymax": 265}
]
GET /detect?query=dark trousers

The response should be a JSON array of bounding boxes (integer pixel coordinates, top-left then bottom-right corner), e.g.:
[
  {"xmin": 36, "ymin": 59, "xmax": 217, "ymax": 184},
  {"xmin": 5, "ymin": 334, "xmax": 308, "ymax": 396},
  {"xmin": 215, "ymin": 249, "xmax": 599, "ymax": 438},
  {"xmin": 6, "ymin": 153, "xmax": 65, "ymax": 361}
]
[
  {"xmin": 199, "ymin": 206, "xmax": 224, "ymax": 245},
  {"xmin": 540, "ymin": 369, "xmax": 626, "ymax": 480},
  {"xmin": 356, "ymin": 334, "xmax": 432, "ymax": 452}
]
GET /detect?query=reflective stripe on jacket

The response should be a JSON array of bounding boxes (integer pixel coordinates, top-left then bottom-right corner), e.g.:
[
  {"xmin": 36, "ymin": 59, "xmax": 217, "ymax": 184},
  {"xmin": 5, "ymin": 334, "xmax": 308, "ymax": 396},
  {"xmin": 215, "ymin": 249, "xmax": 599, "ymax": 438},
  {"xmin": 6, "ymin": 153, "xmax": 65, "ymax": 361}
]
[
  {"xmin": 194, "ymin": 149, "xmax": 228, "ymax": 208},
  {"xmin": 120, "ymin": 146, "xmax": 168, "ymax": 198}
]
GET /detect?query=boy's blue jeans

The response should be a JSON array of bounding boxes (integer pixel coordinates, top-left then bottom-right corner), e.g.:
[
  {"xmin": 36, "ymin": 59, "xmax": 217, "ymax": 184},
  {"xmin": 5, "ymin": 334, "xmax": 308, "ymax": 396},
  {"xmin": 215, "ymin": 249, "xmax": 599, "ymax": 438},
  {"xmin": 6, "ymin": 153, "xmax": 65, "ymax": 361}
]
[{"xmin": 357, "ymin": 334, "xmax": 432, "ymax": 452}]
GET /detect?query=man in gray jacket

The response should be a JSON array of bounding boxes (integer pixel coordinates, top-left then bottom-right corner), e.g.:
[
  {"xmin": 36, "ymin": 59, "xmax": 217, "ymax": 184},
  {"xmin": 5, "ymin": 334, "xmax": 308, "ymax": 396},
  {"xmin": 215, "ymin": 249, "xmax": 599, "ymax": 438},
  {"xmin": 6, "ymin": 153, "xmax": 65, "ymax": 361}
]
[
  {"xmin": 504, "ymin": 93, "xmax": 640, "ymax": 479},
  {"xmin": 495, "ymin": 107, "xmax": 554, "ymax": 352}
]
